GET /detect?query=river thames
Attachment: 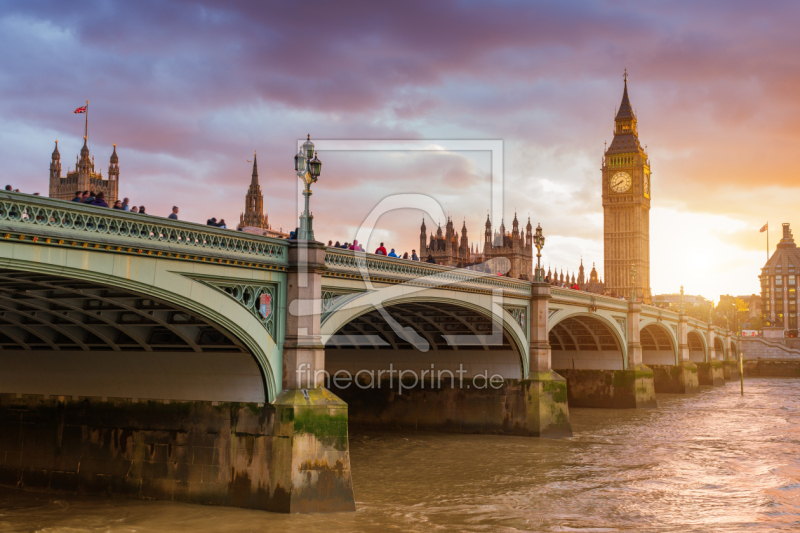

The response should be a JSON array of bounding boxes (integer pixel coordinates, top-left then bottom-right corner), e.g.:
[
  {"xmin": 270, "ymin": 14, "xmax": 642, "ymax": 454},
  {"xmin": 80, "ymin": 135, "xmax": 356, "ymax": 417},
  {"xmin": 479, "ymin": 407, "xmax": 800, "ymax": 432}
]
[{"xmin": 1, "ymin": 378, "xmax": 798, "ymax": 532}]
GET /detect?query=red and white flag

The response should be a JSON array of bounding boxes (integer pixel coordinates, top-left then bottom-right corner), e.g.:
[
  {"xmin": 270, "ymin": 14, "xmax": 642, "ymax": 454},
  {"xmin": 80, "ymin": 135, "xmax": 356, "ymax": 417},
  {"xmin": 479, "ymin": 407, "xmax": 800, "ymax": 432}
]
[
  {"xmin": 760, "ymin": 223, "xmax": 768, "ymax": 233},
  {"xmin": 73, "ymin": 105, "xmax": 87, "ymax": 114}
]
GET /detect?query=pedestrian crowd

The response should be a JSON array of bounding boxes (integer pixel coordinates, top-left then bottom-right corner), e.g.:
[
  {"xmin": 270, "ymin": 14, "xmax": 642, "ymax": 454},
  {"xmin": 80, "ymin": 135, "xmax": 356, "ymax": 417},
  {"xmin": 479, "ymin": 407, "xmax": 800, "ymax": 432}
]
[{"xmin": 327, "ymin": 239, "xmax": 439, "ymax": 264}]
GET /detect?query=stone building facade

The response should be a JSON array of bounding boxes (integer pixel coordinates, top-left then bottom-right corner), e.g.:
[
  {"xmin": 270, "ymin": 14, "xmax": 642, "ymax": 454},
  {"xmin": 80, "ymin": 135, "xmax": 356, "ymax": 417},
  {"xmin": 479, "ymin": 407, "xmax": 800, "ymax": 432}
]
[
  {"xmin": 48, "ymin": 138, "xmax": 119, "ymax": 204},
  {"xmin": 419, "ymin": 217, "xmax": 470, "ymax": 267},
  {"xmin": 602, "ymin": 73, "xmax": 652, "ymax": 302},
  {"xmin": 418, "ymin": 214, "xmax": 534, "ymax": 279},
  {"xmin": 237, "ymin": 153, "xmax": 288, "ymax": 239},
  {"xmin": 760, "ymin": 223, "xmax": 800, "ymax": 330}
]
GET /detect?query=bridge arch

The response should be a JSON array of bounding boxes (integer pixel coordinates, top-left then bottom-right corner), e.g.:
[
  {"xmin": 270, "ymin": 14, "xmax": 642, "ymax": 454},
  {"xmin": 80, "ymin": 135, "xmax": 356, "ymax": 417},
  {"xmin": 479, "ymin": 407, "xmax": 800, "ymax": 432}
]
[
  {"xmin": 714, "ymin": 335, "xmax": 726, "ymax": 360},
  {"xmin": 548, "ymin": 312, "xmax": 626, "ymax": 371},
  {"xmin": 687, "ymin": 329, "xmax": 707, "ymax": 363},
  {"xmin": 641, "ymin": 322, "xmax": 678, "ymax": 366},
  {"xmin": 0, "ymin": 250, "xmax": 283, "ymax": 402},
  {"xmin": 322, "ymin": 291, "xmax": 530, "ymax": 380}
]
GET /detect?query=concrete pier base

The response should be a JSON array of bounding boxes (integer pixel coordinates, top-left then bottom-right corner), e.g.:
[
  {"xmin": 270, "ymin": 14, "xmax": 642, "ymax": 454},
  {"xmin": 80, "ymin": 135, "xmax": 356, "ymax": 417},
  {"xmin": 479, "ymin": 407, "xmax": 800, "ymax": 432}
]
[
  {"xmin": 722, "ymin": 361, "xmax": 732, "ymax": 380},
  {"xmin": 0, "ymin": 394, "xmax": 281, "ymax": 510},
  {"xmin": 697, "ymin": 361, "xmax": 725, "ymax": 386},
  {"xmin": 270, "ymin": 388, "xmax": 355, "ymax": 513},
  {"xmin": 556, "ymin": 365, "xmax": 658, "ymax": 409},
  {"xmin": 329, "ymin": 371, "xmax": 572, "ymax": 438},
  {"xmin": 650, "ymin": 362, "xmax": 699, "ymax": 394}
]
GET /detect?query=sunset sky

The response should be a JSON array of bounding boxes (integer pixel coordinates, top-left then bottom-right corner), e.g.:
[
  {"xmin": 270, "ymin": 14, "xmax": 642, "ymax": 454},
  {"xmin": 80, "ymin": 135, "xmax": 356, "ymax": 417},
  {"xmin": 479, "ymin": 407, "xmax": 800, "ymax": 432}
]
[{"xmin": 2, "ymin": 1, "xmax": 799, "ymax": 301}]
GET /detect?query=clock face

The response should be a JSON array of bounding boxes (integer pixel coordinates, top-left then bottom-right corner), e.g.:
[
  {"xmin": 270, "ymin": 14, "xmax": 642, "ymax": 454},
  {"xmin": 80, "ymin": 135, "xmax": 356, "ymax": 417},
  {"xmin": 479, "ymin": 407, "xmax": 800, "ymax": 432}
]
[
  {"xmin": 610, "ymin": 171, "xmax": 632, "ymax": 193},
  {"xmin": 644, "ymin": 171, "xmax": 650, "ymax": 197}
]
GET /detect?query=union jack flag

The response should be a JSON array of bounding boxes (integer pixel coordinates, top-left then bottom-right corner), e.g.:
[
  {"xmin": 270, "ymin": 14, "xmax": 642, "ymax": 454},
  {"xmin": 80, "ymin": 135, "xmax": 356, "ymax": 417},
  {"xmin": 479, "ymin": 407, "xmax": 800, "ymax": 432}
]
[{"xmin": 73, "ymin": 106, "xmax": 87, "ymax": 114}]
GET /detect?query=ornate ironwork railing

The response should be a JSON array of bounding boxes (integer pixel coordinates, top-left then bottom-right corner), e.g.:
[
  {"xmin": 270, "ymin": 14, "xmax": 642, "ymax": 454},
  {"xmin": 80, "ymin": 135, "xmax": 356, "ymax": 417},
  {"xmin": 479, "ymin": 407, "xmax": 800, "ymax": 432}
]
[
  {"xmin": 324, "ymin": 248, "xmax": 532, "ymax": 298},
  {"xmin": 551, "ymin": 287, "xmax": 629, "ymax": 311},
  {"xmin": 0, "ymin": 192, "xmax": 288, "ymax": 263}
]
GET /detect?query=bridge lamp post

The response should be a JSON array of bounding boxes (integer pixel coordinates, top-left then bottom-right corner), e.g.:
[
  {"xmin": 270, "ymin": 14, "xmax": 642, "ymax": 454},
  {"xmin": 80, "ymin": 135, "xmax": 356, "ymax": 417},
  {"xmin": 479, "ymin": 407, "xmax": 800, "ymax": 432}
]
[
  {"xmin": 533, "ymin": 224, "xmax": 545, "ymax": 282},
  {"xmin": 294, "ymin": 135, "xmax": 322, "ymax": 241}
]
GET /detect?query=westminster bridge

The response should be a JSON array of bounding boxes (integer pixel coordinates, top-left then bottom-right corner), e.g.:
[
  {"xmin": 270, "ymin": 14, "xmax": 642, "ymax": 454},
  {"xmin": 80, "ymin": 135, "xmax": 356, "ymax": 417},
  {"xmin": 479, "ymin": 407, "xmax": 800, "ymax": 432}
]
[{"xmin": 0, "ymin": 192, "xmax": 738, "ymax": 513}]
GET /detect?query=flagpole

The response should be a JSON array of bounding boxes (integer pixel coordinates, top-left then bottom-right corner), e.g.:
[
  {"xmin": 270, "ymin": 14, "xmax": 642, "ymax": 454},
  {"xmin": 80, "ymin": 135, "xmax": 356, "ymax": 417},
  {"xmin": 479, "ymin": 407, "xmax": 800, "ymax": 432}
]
[{"xmin": 84, "ymin": 100, "xmax": 89, "ymax": 143}]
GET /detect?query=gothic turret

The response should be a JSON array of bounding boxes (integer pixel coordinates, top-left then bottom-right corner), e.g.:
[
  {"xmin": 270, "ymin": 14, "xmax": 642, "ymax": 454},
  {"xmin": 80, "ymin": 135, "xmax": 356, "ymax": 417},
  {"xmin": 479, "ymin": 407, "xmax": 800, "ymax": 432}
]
[
  {"xmin": 48, "ymin": 136, "xmax": 119, "ymax": 203},
  {"xmin": 49, "ymin": 140, "xmax": 61, "ymax": 181},
  {"xmin": 238, "ymin": 151, "xmax": 269, "ymax": 230},
  {"xmin": 420, "ymin": 218, "xmax": 427, "ymax": 255},
  {"xmin": 578, "ymin": 258, "xmax": 585, "ymax": 286},
  {"xmin": 108, "ymin": 144, "xmax": 119, "ymax": 183}
]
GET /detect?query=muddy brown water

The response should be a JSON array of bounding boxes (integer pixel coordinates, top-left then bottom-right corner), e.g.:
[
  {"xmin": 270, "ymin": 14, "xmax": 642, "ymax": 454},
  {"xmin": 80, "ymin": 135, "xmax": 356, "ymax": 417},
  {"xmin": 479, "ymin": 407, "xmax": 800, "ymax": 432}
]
[{"xmin": 1, "ymin": 378, "xmax": 799, "ymax": 532}]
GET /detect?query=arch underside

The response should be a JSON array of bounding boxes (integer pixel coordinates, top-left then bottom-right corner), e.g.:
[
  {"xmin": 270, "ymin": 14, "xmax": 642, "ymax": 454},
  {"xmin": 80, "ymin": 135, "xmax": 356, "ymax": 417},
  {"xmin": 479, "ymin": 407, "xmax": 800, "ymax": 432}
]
[
  {"xmin": 550, "ymin": 315, "xmax": 624, "ymax": 370},
  {"xmin": 325, "ymin": 301, "xmax": 523, "ymax": 379},
  {"xmin": 714, "ymin": 336, "xmax": 725, "ymax": 359},
  {"xmin": 641, "ymin": 323, "xmax": 677, "ymax": 365},
  {"xmin": 0, "ymin": 269, "xmax": 265, "ymax": 403},
  {"xmin": 688, "ymin": 330, "xmax": 706, "ymax": 362}
]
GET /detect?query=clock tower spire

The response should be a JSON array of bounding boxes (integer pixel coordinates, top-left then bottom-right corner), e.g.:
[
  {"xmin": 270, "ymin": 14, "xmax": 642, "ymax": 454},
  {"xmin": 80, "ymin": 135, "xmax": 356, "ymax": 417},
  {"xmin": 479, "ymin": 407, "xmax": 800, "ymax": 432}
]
[{"xmin": 602, "ymin": 71, "xmax": 651, "ymax": 302}]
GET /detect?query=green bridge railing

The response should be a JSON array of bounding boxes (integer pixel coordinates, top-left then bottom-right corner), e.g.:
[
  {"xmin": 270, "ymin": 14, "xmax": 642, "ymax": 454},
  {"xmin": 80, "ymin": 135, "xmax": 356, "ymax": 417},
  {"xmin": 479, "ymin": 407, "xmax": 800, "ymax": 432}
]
[
  {"xmin": 0, "ymin": 192, "xmax": 288, "ymax": 263},
  {"xmin": 323, "ymin": 248, "xmax": 533, "ymax": 298}
]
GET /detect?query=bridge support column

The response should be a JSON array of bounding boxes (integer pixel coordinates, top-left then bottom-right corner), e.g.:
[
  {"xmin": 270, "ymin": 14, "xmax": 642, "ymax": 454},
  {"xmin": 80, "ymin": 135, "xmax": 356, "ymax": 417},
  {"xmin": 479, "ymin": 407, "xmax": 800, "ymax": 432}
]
[
  {"xmin": 666, "ymin": 313, "xmax": 699, "ymax": 393},
  {"xmin": 722, "ymin": 332, "xmax": 733, "ymax": 379},
  {"xmin": 623, "ymin": 301, "xmax": 656, "ymax": 407},
  {"xmin": 526, "ymin": 282, "xmax": 572, "ymax": 438},
  {"xmin": 698, "ymin": 326, "xmax": 724, "ymax": 387},
  {"xmin": 272, "ymin": 241, "xmax": 355, "ymax": 513}
]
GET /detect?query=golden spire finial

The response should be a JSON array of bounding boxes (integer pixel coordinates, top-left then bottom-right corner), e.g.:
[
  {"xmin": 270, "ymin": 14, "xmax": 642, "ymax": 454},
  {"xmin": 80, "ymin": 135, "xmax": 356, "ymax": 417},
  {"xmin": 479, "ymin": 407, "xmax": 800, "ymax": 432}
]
[
  {"xmin": 307, "ymin": 134, "xmax": 310, "ymax": 140},
  {"xmin": 623, "ymin": 68, "xmax": 628, "ymax": 83},
  {"xmin": 113, "ymin": 143, "xmax": 116, "ymax": 147}
]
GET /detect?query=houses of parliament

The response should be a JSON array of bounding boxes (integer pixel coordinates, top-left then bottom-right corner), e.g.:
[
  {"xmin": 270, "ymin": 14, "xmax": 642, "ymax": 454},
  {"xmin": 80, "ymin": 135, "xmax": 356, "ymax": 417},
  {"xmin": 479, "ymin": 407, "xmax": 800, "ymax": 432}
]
[{"xmin": 417, "ymin": 73, "xmax": 653, "ymax": 301}]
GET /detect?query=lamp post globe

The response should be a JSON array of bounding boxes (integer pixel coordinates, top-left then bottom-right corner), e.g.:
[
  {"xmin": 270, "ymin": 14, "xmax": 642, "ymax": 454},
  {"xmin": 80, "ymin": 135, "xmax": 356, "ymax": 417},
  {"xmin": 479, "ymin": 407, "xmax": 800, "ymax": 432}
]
[
  {"xmin": 533, "ymin": 223, "xmax": 545, "ymax": 282},
  {"xmin": 296, "ymin": 134, "xmax": 321, "ymax": 241}
]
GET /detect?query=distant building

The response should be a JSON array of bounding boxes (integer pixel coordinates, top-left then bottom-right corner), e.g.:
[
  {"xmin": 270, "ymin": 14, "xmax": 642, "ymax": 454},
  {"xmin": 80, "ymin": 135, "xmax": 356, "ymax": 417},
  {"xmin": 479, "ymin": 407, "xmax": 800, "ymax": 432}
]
[
  {"xmin": 48, "ymin": 138, "xmax": 119, "ymax": 204},
  {"xmin": 653, "ymin": 293, "xmax": 712, "ymax": 310},
  {"xmin": 419, "ymin": 217, "xmax": 470, "ymax": 268},
  {"xmin": 719, "ymin": 293, "xmax": 763, "ymax": 329},
  {"xmin": 545, "ymin": 260, "xmax": 605, "ymax": 294},
  {"xmin": 417, "ymin": 214, "xmax": 534, "ymax": 279},
  {"xmin": 237, "ymin": 152, "xmax": 288, "ymax": 239},
  {"xmin": 759, "ymin": 223, "xmax": 800, "ymax": 330}
]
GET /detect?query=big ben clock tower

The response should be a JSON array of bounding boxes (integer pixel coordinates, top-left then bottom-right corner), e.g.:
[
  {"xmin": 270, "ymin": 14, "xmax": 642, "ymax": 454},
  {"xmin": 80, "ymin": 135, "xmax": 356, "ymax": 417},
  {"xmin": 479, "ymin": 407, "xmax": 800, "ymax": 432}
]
[{"xmin": 602, "ymin": 71, "xmax": 652, "ymax": 302}]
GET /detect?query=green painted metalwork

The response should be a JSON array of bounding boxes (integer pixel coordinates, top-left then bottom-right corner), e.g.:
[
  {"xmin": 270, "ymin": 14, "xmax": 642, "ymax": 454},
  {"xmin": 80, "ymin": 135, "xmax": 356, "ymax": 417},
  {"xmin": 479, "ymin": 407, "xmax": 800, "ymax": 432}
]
[
  {"xmin": 194, "ymin": 279, "xmax": 280, "ymax": 341},
  {"xmin": 504, "ymin": 306, "xmax": 527, "ymax": 331},
  {"xmin": 324, "ymin": 249, "xmax": 532, "ymax": 297},
  {"xmin": 0, "ymin": 192, "xmax": 288, "ymax": 263}
]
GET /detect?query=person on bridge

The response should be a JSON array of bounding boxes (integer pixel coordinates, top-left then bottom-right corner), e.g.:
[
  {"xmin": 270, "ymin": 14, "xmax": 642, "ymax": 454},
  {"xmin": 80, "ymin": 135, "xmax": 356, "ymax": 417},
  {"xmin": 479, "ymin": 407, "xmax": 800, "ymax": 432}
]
[
  {"xmin": 388, "ymin": 249, "xmax": 398, "ymax": 258},
  {"xmin": 72, "ymin": 191, "xmax": 82, "ymax": 202},
  {"xmin": 121, "ymin": 198, "xmax": 130, "ymax": 211},
  {"xmin": 375, "ymin": 243, "xmax": 387, "ymax": 255},
  {"xmin": 91, "ymin": 192, "xmax": 108, "ymax": 208},
  {"xmin": 139, "ymin": 206, "xmax": 148, "ymax": 215},
  {"xmin": 112, "ymin": 200, "xmax": 123, "ymax": 210},
  {"xmin": 168, "ymin": 206, "xmax": 179, "ymax": 220},
  {"xmin": 402, "ymin": 252, "xmax": 409, "ymax": 259},
  {"xmin": 412, "ymin": 249, "xmax": 419, "ymax": 261},
  {"xmin": 349, "ymin": 240, "xmax": 360, "ymax": 251},
  {"xmin": 426, "ymin": 254, "xmax": 436, "ymax": 264}
]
